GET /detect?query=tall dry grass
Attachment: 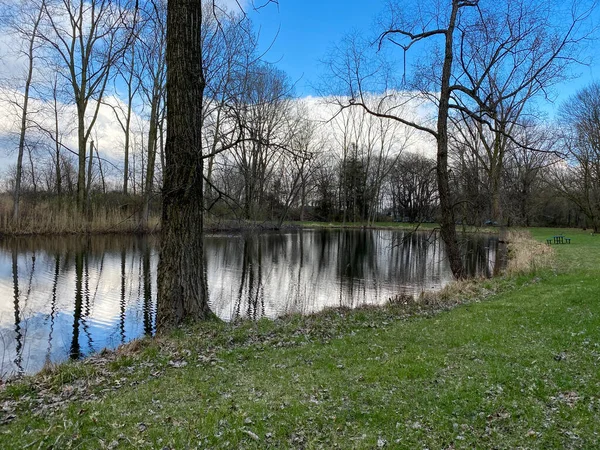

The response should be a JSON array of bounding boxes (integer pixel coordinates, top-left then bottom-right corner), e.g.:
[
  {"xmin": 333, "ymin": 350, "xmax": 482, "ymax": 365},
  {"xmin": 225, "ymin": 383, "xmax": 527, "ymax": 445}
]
[
  {"xmin": 390, "ymin": 229, "xmax": 555, "ymax": 310},
  {"xmin": 504, "ymin": 229, "xmax": 554, "ymax": 275},
  {"xmin": 0, "ymin": 194, "xmax": 160, "ymax": 235}
]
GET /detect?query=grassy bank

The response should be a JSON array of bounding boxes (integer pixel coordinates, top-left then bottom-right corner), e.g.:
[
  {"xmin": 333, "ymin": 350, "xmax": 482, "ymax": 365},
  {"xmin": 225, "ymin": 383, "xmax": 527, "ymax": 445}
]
[
  {"xmin": 291, "ymin": 220, "xmax": 440, "ymax": 230},
  {"xmin": 289, "ymin": 220, "xmax": 499, "ymax": 235},
  {"xmin": 1, "ymin": 229, "xmax": 599, "ymax": 448}
]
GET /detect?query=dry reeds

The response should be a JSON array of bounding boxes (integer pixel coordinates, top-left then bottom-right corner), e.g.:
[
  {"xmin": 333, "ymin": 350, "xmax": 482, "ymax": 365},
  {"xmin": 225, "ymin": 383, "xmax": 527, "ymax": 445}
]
[
  {"xmin": 0, "ymin": 194, "xmax": 160, "ymax": 235},
  {"xmin": 392, "ymin": 229, "xmax": 554, "ymax": 312},
  {"xmin": 504, "ymin": 229, "xmax": 554, "ymax": 275}
]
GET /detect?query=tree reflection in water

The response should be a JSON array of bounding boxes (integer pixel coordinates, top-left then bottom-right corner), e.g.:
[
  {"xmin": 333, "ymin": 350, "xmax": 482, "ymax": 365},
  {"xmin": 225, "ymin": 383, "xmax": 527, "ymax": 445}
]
[
  {"xmin": 45, "ymin": 254, "xmax": 60, "ymax": 367},
  {"xmin": 11, "ymin": 249, "xmax": 23, "ymax": 374}
]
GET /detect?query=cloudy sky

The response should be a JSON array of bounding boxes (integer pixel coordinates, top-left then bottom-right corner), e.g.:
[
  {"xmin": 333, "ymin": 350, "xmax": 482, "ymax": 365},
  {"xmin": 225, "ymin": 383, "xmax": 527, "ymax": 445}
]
[{"xmin": 0, "ymin": 0, "xmax": 598, "ymax": 177}]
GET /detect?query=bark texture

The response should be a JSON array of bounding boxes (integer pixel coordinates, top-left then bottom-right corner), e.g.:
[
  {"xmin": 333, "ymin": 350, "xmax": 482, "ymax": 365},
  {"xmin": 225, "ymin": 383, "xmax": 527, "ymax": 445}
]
[
  {"xmin": 437, "ymin": 0, "xmax": 466, "ymax": 279},
  {"xmin": 156, "ymin": 0, "xmax": 212, "ymax": 331}
]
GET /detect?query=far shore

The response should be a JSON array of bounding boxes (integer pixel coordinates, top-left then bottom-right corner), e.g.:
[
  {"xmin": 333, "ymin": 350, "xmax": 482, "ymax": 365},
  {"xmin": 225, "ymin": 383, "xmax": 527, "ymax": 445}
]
[{"xmin": 0, "ymin": 218, "xmax": 506, "ymax": 238}]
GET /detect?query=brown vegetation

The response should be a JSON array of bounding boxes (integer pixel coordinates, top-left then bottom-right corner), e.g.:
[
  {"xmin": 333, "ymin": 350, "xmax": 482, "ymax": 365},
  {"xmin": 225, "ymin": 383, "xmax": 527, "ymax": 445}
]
[
  {"xmin": 505, "ymin": 229, "xmax": 554, "ymax": 275},
  {"xmin": 0, "ymin": 194, "xmax": 160, "ymax": 235}
]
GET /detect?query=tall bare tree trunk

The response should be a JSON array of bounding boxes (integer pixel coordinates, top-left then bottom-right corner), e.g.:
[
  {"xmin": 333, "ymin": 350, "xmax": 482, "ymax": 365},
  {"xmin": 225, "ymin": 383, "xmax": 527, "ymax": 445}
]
[
  {"xmin": 123, "ymin": 105, "xmax": 132, "ymax": 195},
  {"xmin": 159, "ymin": 109, "xmax": 166, "ymax": 175},
  {"xmin": 123, "ymin": 46, "xmax": 135, "ymax": 195},
  {"xmin": 13, "ymin": 92, "xmax": 28, "ymax": 222},
  {"xmin": 95, "ymin": 144, "xmax": 106, "ymax": 194},
  {"xmin": 85, "ymin": 140, "xmax": 94, "ymax": 220},
  {"xmin": 77, "ymin": 109, "xmax": 87, "ymax": 209},
  {"xmin": 13, "ymin": 5, "xmax": 43, "ymax": 223},
  {"xmin": 490, "ymin": 166, "xmax": 502, "ymax": 222},
  {"xmin": 52, "ymin": 78, "xmax": 62, "ymax": 197},
  {"xmin": 27, "ymin": 144, "xmax": 37, "ymax": 197},
  {"xmin": 437, "ymin": 0, "xmax": 465, "ymax": 279},
  {"xmin": 156, "ymin": 0, "xmax": 212, "ymax": 331},
  {"xmin": 141, "ymin": 84, "xmax": 160, "ymax": 230},
  {"xmin": 490, "ymin": 124, "xmax": 506, "ymax": 225}
]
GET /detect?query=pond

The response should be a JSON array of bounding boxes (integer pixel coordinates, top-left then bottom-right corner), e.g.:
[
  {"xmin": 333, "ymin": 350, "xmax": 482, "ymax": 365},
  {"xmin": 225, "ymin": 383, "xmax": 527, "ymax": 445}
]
[{"xmin": 0, "ymin": 228, "xmax": 500, "ymax": 377}]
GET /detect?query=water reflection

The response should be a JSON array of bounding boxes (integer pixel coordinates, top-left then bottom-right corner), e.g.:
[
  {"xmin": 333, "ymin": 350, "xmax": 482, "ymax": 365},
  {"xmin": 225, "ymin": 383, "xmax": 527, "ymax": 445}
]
[
  {"xmin": 46, "ymin": 254, "xmax": 60, "ymax": 368},
  {"xmin": 0, "ymin": 236, "xmax": 159, "ymax": 377},
  {"xmin": 0, "ymin": 229, "xmax": 498, "ymax": 377},
  {"xmin": 206, "ymin": 229, "xmax": 497, "ymax": 320},
  {"xmin": 11, "ymin": 249, "xmax": 23, "ymax": 373}
]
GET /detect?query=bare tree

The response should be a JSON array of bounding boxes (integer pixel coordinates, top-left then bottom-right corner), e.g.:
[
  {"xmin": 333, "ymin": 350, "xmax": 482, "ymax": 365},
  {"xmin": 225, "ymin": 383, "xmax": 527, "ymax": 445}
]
[
  {"xmin": 230, "ymin": 63, "xmax": 293, "ymax": 220},
  {"xmin": 137, "ymin": 0, "xmax": 167, "ymax": 229},
  {"xmin": 108, "ymin": 5, "xmax": 141, "ymax": 197},
  {"xmin": 201, "ymin": 3, "xmax": 259, "ymax": 216},
  {"xmin": 3, "ymin": 0, "xmax": 46, "ymax": 223},
  {"xmin": 40, "ymin": 0, "xmax": 130, "ymax": 210},
  {"xmin": 327, "ymin": 0, "xmax": 595, "ymax": 278},
  {"xmin": 362, "ymin": 110, "xmax": 412, "ymax": 224},
  {"xmin": 449, "ymin": 0, "xmax": 593, "ymax": 225},
  {"xmin": 554, "ymin": 82, "xmax": 600, "ymax": 231},
  {"xmin": 504, "ymin": 122, "xmax": 557, "ymax": 226},
  {"xmin": 388, "ymin": 153, "xmax": 437, "ymax": 223},
  {"xmin": 450, "ymin": 132, "xmax": 488, "ymax": 225},
  {"xmin": 274, "ymin": 104, "xmax": 322, "ymax": 225},
  {"xmin": 327, "ymin": 1, "xmax": 474, "ymax": 277},
  {"xmin": 48, "ymin": 73, "xmax": 66, "ymax": 196},
  {"xmin": 328, "ymin": 105, "xmax": 364, "ymax": 224},
  {"xmin": 289, "ymin": 110, "xmax": 322, "ymax": 222}
]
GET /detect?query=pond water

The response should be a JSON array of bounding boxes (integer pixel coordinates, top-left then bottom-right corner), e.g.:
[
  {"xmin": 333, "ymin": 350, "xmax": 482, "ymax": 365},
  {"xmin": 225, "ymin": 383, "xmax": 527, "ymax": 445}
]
[{"xmin": 0, "ymin": 229, "xmax": 499, "ymax": 377}]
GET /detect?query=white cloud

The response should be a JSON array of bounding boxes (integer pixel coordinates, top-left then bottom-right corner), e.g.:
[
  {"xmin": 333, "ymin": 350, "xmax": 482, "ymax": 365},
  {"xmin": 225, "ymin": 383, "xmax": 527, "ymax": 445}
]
[
  {"xmin": 299, "ymin": 92, "xmax": 437, "ymax": 158},
  {"xmin": 0, "ymin": 87, "xmax": 147, "ymax": 169},
  {"xmin": 0, "ymin": 87, "xmax": 436, "ymax": 184}
]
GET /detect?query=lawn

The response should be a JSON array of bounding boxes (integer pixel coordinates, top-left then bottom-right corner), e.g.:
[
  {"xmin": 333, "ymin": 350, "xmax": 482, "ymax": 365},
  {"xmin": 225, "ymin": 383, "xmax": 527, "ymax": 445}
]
[
  {"xmin": 0, "ymin": 228, "xmax": 598, "ymax": 449},
  {"xmin": 289, "ymin": 220, "xmax": 498, "ymax": 235}
]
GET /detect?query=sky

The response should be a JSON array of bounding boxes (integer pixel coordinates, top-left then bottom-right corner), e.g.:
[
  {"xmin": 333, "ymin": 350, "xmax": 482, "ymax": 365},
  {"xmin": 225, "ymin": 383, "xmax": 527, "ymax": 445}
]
[
  {"xmin": 0, "ymin": 0, "xmax": 598, "ymax": 176},
  {"xmin": 248, "ymin": 0, "xmax": 600, "ymax": 115},
  {"xmin": 247, "ymin": 0, "xmax": 390, "ymax": 96}
]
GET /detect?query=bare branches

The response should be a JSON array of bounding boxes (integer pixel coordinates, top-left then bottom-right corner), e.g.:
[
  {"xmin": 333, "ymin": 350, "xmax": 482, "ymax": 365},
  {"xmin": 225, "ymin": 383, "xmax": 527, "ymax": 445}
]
[
  {"xmin": 377, "ymin": 28, "xmax": 446, "ymax": 52},
  {"xmin": 553, "ymin": 82, "xmax": 600, "ymax": 231}
]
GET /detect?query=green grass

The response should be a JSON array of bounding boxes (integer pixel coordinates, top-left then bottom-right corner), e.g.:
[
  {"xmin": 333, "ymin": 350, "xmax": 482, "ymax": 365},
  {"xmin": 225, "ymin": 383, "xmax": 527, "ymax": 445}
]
[
  {"xmin": 290, "ymin": 220, "xmax": 498, "ymax": 234},
  {"xmin": 290, "ymin": 220, "xmax": 440, "ymax": 229},
  {"xmin": 1, "ymin": 228, "xmax": 599, "ymax": 448}
]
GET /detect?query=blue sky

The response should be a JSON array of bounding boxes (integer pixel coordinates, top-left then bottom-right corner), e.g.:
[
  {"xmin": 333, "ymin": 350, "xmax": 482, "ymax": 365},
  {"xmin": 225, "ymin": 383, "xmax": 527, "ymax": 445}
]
[
  {"xmin": 248, "ymin": 1, "xmax": 600, "ymax": 115},
  {"xmin": 248, "ymin": 1, "xmax": 390, "ymax": 96}
]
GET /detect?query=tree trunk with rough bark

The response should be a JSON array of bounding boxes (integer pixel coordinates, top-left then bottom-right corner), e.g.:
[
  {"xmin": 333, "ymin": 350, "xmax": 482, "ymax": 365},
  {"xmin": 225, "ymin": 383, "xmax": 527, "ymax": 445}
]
[
  {"xmin": 156, "ymin": 0, "xmax": 212, "ymax": 331},
  {"xmin": 437, "ymin": 0, "xmax": 465, "ymax": 279}
]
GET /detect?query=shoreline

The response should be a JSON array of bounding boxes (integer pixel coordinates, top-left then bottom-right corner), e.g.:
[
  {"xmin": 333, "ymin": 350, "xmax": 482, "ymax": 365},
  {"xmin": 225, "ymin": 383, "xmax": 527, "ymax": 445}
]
[
  {"xmin": 0, "ymin": 219, "xmax": 502, "ymax": 238},
  {"xmin": 0, "ymin": 229, "xmax": 548, "ymax": 383},
  {"xmin": 5, "ymin": 229, "xmax": 589, "ymax": 449}
]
